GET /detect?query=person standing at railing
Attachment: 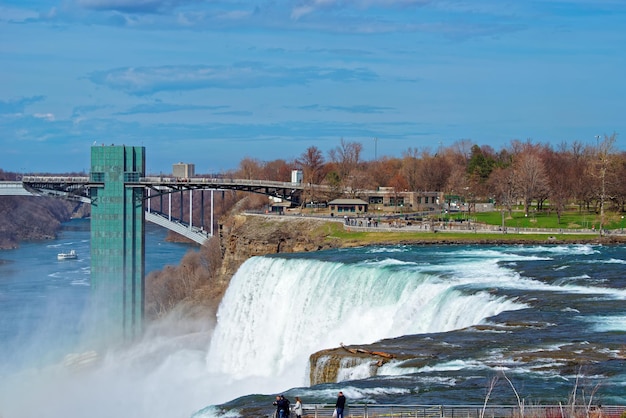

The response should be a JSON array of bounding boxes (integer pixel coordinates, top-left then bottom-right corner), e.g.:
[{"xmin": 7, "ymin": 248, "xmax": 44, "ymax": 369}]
[
  {"xmin": 273, "ymin": 394, "xmax": 290, "ymax": 418},
  {"xmin": 335, "ymin": 391, "xmax": 346, "ymax": 418},
  {"xmin": 292, "ymin": 396, "xmax": 303, "ymax": 418}
]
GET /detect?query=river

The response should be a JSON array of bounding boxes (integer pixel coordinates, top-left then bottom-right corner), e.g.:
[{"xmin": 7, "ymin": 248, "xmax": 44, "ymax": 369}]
[{"xmin": 0, "ymin": 221, "xmax": 625, "ymax": 417}]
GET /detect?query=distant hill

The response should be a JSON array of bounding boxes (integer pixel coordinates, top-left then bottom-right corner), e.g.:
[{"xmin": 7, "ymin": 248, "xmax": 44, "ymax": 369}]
[{"xmin": 0, "ymin": 196, "xmax": 88, "ymax": 249}]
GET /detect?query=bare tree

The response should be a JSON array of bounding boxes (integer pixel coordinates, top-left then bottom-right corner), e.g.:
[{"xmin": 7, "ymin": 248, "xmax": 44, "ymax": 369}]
[
  {"xmin": 389, "ymin": 172, "xmax": 409, "ymax": 213},
  {"xmin": 445, "ymin": 165, "xmax": 469, "ymax": 199},
  {"xmin": 343, "ymin": 166, "xmax": 372, "ymax": 198},
  {"xmin": 261, "ymin": 159, "xmax": 292, "ymax": 182},
  {"xmin": 610, "ymin": 151, "xmax": 626, "ymax": 213},
  {"xmin": 573, "ymin": 144, "xmax": 596, "ymax": 213},
  {"xmin": 369, "ymin": 157, "xmax": 401, "ymax": 190},
  {"xmin": 237, "ymin": 157, "xmax": 263, "ymax": 180},
  {"xmin": 543, "ymin": 144, "xmax": 575, "ymax": 224},
  {"xmin": 401, "ymin": 148, "xmax": 422, "ymax": 191},
  {"xmin": 513, "ymin": 152, "xmax": 550, "ymax": 216},
  {"xmin": 488, "ymin": 166, "xmax": 517, "ymax": 217},
  {"xmin": 417, "ymin": 151, "xmax": 451, "ymax": 192},
  {"xmin": 450, "ymin": 138, "xmax": 474, "ymax": 162},
  {"xmin": 592, "ymin": 133, "xmax": 618, "ymax": 234},
  {"xmin": 439, "ymin": 144, "xmax": 470, "ymax": 202},
  {"xmin": 145, "ymin": 238, "xmax": 224, "ymax": 319},
  {"xmin": 328, "ymin": 138, "xmax": 363, "ymax": 180},
  {"xmin": 297, "ymin": 146, "xmax": 325, "ymax": 184}
]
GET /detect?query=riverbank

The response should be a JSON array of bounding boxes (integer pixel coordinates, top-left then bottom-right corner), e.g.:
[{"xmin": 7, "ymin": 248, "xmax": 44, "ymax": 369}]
[
  {"xmin": 0, "ymin": 196, "xmax": 88, "ymax": 249},
  {"xmin": 241, "ymin": 212, "xmax": 626, "ymax": 248}
]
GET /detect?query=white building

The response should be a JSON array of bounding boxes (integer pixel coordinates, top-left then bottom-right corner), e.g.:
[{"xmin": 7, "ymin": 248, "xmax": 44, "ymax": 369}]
[
  {"xmin": 291, "ymin": 169, "xmax": 303, "ymax": 184},
  {"xmin": 173, "ymin": 162, "xmax": 195, "ymax": 179}
]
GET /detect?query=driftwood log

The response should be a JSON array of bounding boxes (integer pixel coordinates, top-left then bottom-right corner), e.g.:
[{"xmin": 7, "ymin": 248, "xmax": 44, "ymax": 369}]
[{"xmin": 340, "ymin": 343, "xmax": 395, "ymax": 360}]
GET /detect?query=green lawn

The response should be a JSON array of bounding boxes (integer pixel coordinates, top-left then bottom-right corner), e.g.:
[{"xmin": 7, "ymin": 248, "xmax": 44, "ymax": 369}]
[
  {"xmin": 458, "ymin": 210, "xmax": 625, "ymax": 231},
  {"xmin": 312, "ymin": 211, "xmax": 626, "ymax": 245}
]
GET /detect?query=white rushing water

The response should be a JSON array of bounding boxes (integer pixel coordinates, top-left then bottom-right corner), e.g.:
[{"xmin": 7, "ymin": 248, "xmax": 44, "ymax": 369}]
[{"xmin": 206, "ymin": 255, "xmax": 527, "ymax": 386}]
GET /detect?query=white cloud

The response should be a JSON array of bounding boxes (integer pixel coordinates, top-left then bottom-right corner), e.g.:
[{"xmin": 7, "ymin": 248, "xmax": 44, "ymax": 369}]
[
  {"xmin": 39, "ymin": 7, "xmax": 57, "ymax": 19},
  {"xmin": 34, "ymin": 113, "xmax": 56, "ymax": 121},
  {"xmin": 76, "ymin": 0, "xmax": 200, "ymax": 14},
  {"xmin": 291, "ymin": 5, "xmax": 315, "ymax": 20},
  {"xmin": 217, "ymin": 9, "xmax": 253, "ymax": 20},
  {"xmin": 291, "ymin": 0, "xmax": 431, "ymax": 20},
  {"xmin": 290, "ymin": 0, "xmax": 342, "ymax": 20},
  {"xmin": 0, "ymin": 5, "xmax": 39, "ymax": 23},
  {"xmin": 89, "ymin": 64, "xmax": 378, "ymax": 95}
]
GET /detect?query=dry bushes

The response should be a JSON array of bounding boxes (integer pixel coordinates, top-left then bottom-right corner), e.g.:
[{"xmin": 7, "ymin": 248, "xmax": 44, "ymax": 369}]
[
  {"xmin": 145, "ymin": 237, "xmax": 226, "ymax": 320},
  {"xmin": 145, "ymin": 189, "xmax": 250, "ymax": 320},
  {"xmin": 144, "ymin": 192, "xmax": 272, "ymax": 325}
]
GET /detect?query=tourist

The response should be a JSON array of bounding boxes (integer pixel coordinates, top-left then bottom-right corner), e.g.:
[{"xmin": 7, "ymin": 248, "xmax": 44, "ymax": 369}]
[
  {"xmin": 293, "ymin": 396, "xmax": 303, "ymax": 418},
  {"xmin": 335, "ymin": 391, "xmax": 346, "ymax": 418},
  {"xmin": 273, "ymin": 394, "xmax": 290, "ymax": 418}
]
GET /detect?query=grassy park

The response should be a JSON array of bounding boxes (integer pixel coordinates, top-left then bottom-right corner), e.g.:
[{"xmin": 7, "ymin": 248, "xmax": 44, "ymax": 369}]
[
  {"xmin": 470, "ymin": 209, "xmax": 625, "ymax": 231},
  {"xmin": 320, "ymin": 208, "xmax": 626, "ymax": 245}
]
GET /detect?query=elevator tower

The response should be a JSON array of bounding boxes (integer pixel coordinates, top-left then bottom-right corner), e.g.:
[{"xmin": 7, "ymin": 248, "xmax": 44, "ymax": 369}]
[{"xmin": 89, "ymin": 145, "xmax": 146, "ymax": 341}]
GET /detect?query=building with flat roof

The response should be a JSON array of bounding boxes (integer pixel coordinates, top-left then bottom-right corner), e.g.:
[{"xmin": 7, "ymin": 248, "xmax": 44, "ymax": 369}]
[
  {"xmin": 173, "ymin": 162, "xmax": 195, "ymax": 179},
  {"xmin": 363, "ymin": 189, "xmax": 443, "ymax": 212},
  {"xmin": 329, "ymin": 198, "xmax": 369, "ymax": 214}
]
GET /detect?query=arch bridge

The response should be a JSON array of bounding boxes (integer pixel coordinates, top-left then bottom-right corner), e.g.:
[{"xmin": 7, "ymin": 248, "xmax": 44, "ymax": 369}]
[{"xmin": 10, "ymin": 174, "xmax": 322, "ymax": 243}]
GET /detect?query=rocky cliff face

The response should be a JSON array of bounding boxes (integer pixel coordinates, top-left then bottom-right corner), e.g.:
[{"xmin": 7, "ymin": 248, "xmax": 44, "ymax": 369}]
[
  {"xmin": 217, "ymin": 213, "xmax": 343, "ymax": 281},
  {"xmin": 0, "ymin": 196, "xmax": 87, "ymax": 249},
  {"xmin": 309, "ymin": 346, "xmax": 403, "ymax": 386},
  {"xmin": 309, "ymin": 349, "xmax": 376, "ymax": 386}
]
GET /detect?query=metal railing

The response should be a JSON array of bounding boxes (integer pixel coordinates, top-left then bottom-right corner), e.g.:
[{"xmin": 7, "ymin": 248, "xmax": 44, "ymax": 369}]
[
  {"xmin": 21, "ymin": 176, "xmax": 90, "ymax": 183},
  {"xmin": 297, "ymin": 404, "xmax": 625, "ymax": 418}
]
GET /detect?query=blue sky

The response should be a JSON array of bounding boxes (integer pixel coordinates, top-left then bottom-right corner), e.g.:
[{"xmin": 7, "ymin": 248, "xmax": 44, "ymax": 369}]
[{"xmin": 1, "ymin": 0, "xmax": 625, "ymax": 175}]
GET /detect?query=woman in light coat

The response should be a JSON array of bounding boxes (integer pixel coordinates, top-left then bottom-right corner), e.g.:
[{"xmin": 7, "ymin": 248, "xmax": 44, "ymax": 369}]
[{"xmin": 293, "ymin": 396, "xmax": 303, "ymax": 418}]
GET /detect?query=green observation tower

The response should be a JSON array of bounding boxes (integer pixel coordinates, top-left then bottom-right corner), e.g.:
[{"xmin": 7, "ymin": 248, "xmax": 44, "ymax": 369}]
[{"xmin": 89, "ymin": 145, "xmax": 146, "ymax": 342}]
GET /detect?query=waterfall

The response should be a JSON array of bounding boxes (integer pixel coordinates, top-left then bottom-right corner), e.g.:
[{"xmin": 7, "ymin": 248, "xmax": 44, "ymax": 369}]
[{"xmin": 206, "ymin": 255, "xmax": 526, "ymax": 387}]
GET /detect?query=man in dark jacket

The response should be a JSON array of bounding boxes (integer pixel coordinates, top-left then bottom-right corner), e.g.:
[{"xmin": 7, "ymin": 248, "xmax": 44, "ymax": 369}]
[
  {"xmin": 273, "ymin": 394, "xmax": 290, "ymax": 418},
  {"xmin": 335, "ymin": 391, "xmax": 346, "ymax": 418},
  {"xmin": 281, "ymin": 395, "xmax": 290, "ymax": 417}
]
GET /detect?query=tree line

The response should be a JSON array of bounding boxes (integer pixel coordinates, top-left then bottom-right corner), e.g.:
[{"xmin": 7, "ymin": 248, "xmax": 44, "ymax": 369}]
[
  {"xmin": 3, "ymin": 133, "xmax": 624, "ymax": 235},
  {"xmin": 229, "ymin": 134, "xmax": 625, "ymax": 226}
]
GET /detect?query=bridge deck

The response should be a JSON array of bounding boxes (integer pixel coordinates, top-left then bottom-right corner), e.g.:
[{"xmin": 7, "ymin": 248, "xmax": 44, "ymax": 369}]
[
  {"xmin": 11, "ymin": 175, "xmax": 329, "ymax": 204},
  {"xmin": 0, "ymin": 180, "xmax": 213, "ymax": 243}
]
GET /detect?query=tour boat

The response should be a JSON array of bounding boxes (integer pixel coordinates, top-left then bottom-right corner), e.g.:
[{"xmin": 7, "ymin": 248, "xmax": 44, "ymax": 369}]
[{"xmin": 57, "ymin": 250, "xmax": 78, "ymax": 260}]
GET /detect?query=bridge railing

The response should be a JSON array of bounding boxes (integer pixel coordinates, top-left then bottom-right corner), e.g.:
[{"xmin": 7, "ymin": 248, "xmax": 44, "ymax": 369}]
[
  {"xmin": 22, "ymin": 176, "xmax": 90, "ymax": 183},
  {"xmin": 139, "ymin": 176, "xmax": 309, "ymax": 189},
  {"xmin": 21, "ymin": 175, "xmax": 315, "ymax": 190},
  {"xmin": 0, "ymin": 181, "xmax": 27, "ymax": 188}
]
